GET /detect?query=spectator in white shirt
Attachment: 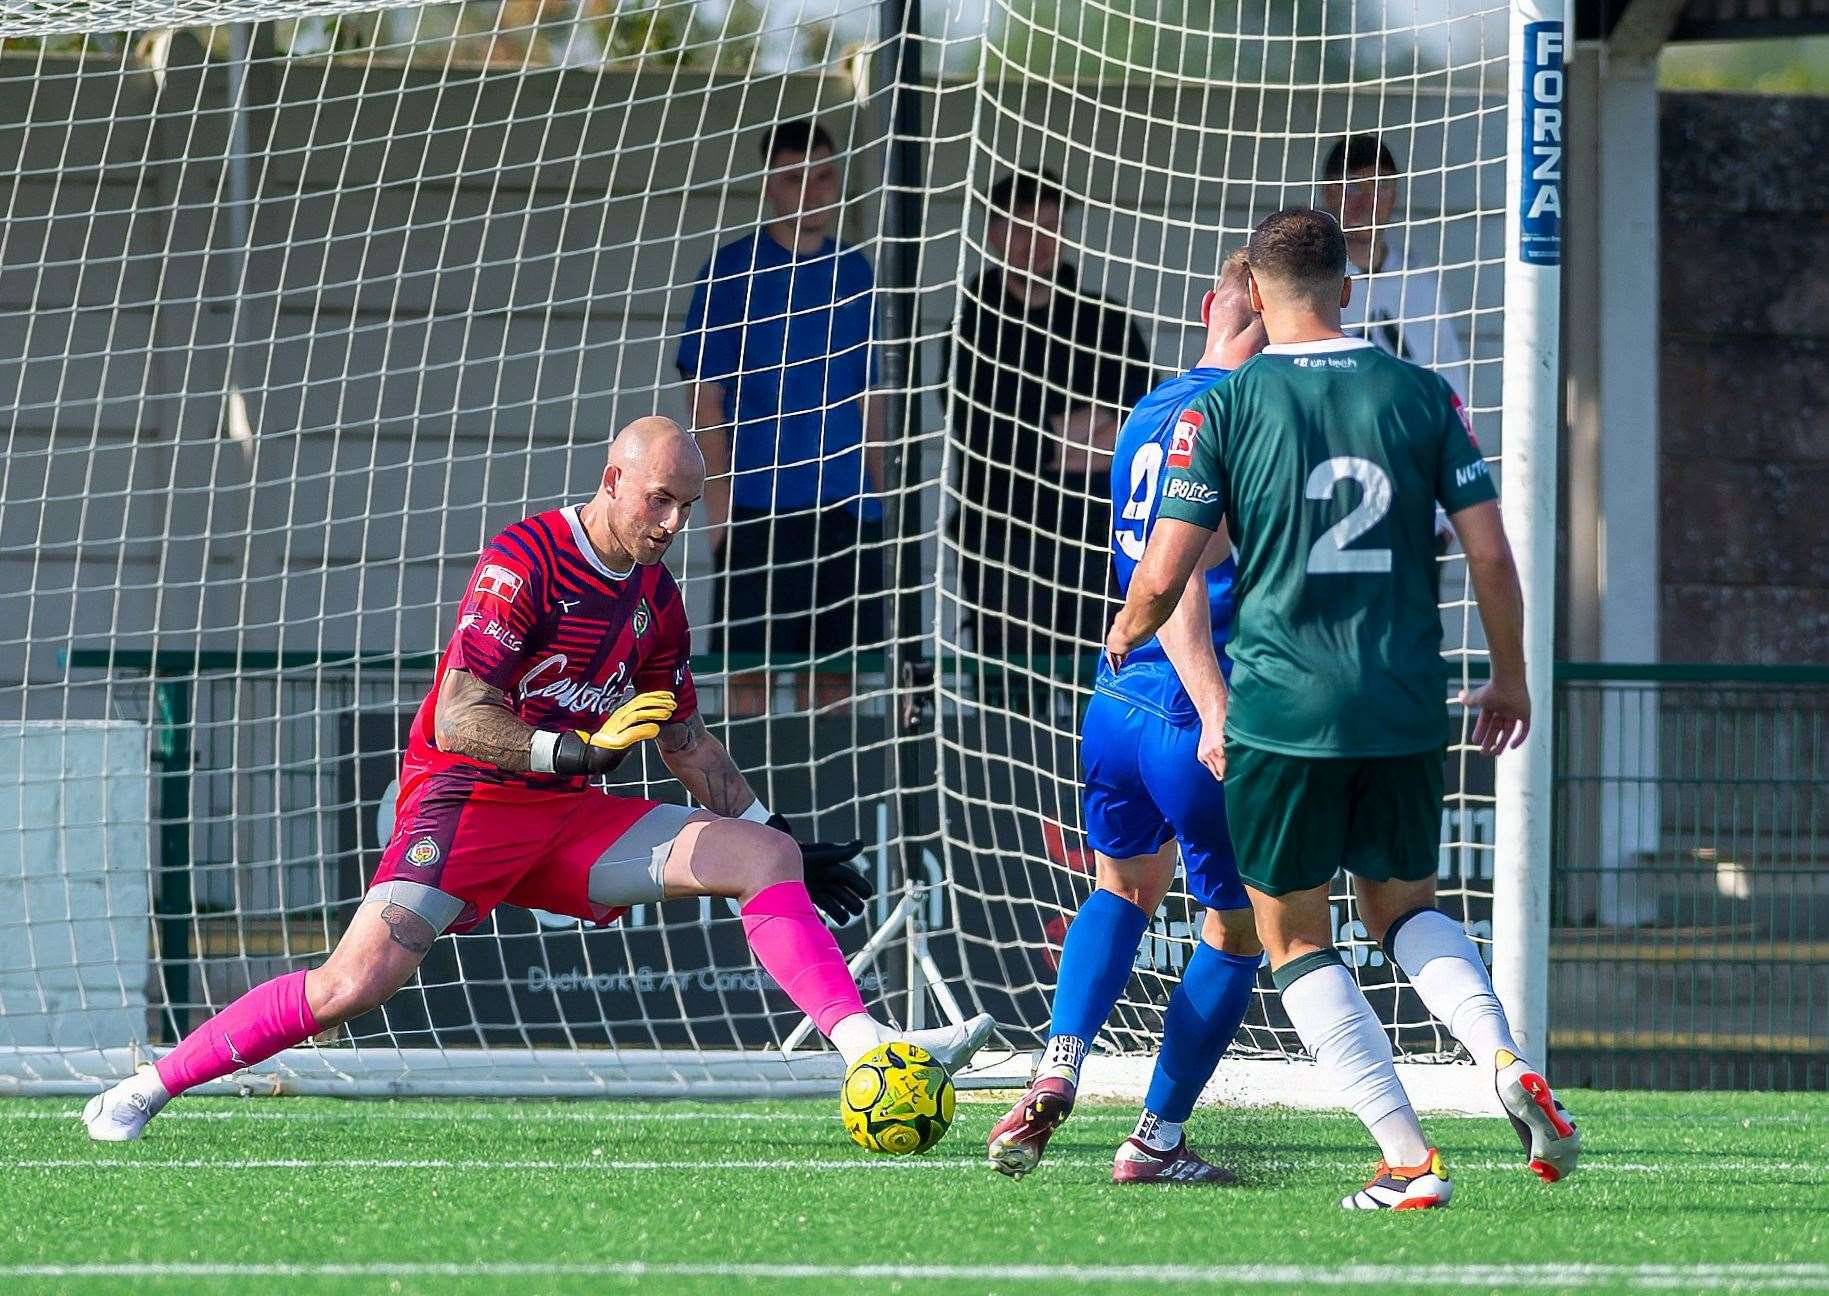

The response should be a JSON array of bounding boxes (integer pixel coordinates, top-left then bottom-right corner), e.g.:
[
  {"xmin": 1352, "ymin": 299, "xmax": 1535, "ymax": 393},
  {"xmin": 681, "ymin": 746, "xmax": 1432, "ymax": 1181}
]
[
  {"xmin": 1319, "ymin": 134, "xmax": 1473, "ymax": 405},
  {"xmin": 1320, "ymin": 133, "xmax": 1466, "ymax": 575}
]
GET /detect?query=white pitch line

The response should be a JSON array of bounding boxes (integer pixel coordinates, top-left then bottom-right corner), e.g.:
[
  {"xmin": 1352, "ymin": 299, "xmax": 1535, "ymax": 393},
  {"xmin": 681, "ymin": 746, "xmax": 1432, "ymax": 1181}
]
[
  {"xmin": 4, "ymin": 1106, "xmax": 1818, "ymax": 1125},
  {"xmin": 0, "ymin": 1261, "xmax": 1826, "ymax": 1291},
  {"xmin": 0, "ymin": 1108, "xmax": 799, "ymax": 1123},
  {"xmin": 8, "ymin": 1158, "xmax": 924, "ymax": 1172},
  {"xmin": 8, "ymin": 1156, "xmax": 1825, "ymax": 1175}
]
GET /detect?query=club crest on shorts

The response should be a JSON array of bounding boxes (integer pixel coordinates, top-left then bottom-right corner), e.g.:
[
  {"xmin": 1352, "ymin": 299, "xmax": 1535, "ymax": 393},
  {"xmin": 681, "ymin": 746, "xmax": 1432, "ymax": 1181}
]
[
  {"xmin": 632, "ymin": 597, "xmax": 652, "ymax": 639},
  {"xmin": 405, "ymin": 837, "xmax": 441, "ymax": 868},
  {"xmin": 1167, "ymin": 409, "xmax": 1203, "ymax": 468}
]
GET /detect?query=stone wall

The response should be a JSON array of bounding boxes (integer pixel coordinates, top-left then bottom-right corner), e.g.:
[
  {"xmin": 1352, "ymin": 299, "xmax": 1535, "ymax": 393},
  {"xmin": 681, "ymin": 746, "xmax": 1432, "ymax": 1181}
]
[{"xmin": 1661, "ymin": 92, "xmax": 1829, "ymax": 664}]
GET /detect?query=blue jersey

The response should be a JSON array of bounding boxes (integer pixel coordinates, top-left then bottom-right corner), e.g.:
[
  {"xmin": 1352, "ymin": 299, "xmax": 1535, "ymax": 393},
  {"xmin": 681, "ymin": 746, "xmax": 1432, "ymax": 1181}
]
[
  {"xmin": 676, "ymin": 231, "xmax": 881, "ymax": 520},
  {"xmin": 1095, "ymin": 366, "xmax": 1237, "ymax": 725}
]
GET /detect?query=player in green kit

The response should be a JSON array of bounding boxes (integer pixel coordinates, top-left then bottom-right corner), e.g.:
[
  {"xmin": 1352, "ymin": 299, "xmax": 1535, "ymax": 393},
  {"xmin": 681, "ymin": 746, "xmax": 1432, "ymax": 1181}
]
[{"xmin": 1105, "ymin": 208, "xmax": 1579, "ymax": 1210}]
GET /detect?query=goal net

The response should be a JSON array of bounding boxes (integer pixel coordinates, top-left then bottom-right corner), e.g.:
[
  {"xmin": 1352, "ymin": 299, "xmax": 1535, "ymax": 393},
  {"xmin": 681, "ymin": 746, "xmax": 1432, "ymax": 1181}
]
[{"xmin": 0, "ymin": 0, "xmax": 1549, "ymax": 1097}]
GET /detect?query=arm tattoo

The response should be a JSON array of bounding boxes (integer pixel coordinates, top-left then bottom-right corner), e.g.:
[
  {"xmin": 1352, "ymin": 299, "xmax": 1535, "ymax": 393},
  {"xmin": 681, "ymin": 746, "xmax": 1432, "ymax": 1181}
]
[
  {"xmin": 657, "ymin": 716, "xmax": 754, "ymax": 817},
  {"xmin": 695, "ymin": 757, "xmax": 753, "ymax": 819},
  {"xmin": 657, "ymin": 713, "xmax": 708, "ymax": 754},
  {"xmin": 434, "ymin": 669, "xmax": 536, "ymax": 771},
  {"xmin": 380, "ymin": 902, "xmax": 436, "ymax": 955}
]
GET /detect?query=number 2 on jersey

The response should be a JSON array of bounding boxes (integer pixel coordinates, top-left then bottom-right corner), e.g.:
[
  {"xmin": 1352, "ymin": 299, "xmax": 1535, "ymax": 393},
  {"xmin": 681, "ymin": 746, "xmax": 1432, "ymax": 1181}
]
[
  {"xmin": 1115, "ymin": 441, "xmax": 1164, "ymax": 561},
  {"xmin": 1305, "ymin": 456, "xmax": 1392, "ymax": 574}
]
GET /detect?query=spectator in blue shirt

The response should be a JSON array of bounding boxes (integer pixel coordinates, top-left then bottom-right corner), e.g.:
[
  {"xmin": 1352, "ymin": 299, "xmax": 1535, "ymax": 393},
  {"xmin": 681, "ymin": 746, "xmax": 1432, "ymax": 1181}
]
[{"xmin": 678, "ymin": 118, "xmax": 886, "ymax": 714}]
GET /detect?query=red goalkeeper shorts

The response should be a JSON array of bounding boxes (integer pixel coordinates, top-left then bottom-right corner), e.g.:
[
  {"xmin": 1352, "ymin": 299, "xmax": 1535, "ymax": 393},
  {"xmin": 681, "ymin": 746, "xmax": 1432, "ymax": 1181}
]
[{"xmin": 368, "ymin": 773, "xmax": 692, "ymax": 934}]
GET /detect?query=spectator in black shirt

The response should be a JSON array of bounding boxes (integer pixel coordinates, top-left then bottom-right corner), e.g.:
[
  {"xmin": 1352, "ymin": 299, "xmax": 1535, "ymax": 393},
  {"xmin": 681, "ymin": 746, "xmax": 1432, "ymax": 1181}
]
[{"xmin": 947, "ymin": 171, "xmax": 1154, "ymax": 668}]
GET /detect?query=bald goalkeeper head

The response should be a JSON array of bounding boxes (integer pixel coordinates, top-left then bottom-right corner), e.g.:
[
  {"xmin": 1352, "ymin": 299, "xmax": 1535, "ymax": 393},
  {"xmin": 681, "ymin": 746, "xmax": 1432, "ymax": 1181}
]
[{"xmin": 580, "ymin": 415, "xmax": 706, "ymax": 569}]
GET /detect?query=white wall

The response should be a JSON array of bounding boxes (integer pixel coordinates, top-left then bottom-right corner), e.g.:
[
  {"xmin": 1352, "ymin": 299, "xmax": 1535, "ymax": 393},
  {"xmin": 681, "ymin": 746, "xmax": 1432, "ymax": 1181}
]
[{"xmin": 0, "ymin": 722, "xmax": 152, "ymax": 1055}]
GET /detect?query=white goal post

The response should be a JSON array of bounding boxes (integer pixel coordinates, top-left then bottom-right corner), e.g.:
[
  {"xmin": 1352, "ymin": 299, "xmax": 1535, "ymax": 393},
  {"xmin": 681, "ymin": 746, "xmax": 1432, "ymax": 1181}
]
[{"xmin": 0, "ymin": 0, "xmax": 1558, "ymax": 1102}]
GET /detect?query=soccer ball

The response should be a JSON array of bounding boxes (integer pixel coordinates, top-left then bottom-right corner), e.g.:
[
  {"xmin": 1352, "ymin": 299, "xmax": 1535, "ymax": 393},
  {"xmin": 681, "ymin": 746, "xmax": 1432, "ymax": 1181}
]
[{"xmin": 841, "ymin": 1041, "xmax": 955, "ymax": 1155}]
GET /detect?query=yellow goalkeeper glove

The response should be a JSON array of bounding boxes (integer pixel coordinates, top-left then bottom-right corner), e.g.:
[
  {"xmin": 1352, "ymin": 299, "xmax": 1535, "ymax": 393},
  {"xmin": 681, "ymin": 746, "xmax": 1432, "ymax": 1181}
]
[{"xmin": 543, "ymin": 690, "xmax": 676, "ymax": 776}]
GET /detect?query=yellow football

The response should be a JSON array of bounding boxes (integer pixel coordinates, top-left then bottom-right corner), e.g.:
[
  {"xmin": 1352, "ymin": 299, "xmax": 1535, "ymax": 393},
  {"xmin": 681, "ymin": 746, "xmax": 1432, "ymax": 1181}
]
[{"xmin": 840, "ymin": 1040, "xmax": 956, "ymax": 1156}]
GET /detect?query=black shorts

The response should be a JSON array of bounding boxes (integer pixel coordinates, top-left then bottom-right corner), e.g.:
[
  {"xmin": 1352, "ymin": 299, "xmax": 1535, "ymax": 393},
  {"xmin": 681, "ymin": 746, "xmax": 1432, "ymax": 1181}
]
[{"xmin": 713, "ymin": 505, "xmax": 888, "ymax": 664}]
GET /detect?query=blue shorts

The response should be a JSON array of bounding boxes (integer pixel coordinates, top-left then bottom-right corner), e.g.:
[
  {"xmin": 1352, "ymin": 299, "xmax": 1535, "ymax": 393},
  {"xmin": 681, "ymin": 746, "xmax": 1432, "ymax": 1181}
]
[{"xmin": 1079, "ymin": 691, "xmax": 1248, "ymax": 912}]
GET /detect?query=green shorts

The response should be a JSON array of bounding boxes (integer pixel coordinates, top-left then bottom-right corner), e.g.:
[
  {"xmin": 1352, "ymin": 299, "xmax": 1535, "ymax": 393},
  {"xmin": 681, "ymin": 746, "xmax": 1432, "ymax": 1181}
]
[{"xmin": 1224, "ymin": 742, "xmax": 1445, "ymax": 897}]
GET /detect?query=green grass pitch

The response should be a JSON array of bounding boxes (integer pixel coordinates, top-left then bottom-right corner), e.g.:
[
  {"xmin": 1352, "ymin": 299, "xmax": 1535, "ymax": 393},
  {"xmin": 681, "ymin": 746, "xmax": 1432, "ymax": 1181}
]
[{"xmin": 2, "ymin": 1090, "xmax": 1824, "ymax": 1294}]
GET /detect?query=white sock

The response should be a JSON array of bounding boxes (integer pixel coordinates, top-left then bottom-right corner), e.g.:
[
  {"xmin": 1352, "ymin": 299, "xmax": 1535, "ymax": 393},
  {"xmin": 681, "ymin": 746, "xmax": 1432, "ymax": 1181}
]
[
  {"xmin": 1387, "ymin": 908, "xmax": 1524, "ymax": 1073},
  {"xmin": 126, "ymin": 1065, "xmax": 171, "ymax": 1111},
  {"xmin": 1278, "ymin": 952, "xmax": 1430, "ymax": 1168},
  {"xmin": 828, "ymin": 1013, "xmax": 886, "ymax": 1069},
  {"xmin": 1037, "ymin": 1034, "xmax": 1088, "ymax": 1085},
  {"xmin": 1368, "ymin": 1110, "xmax": 1432, "ymax": 1171},
  {"xmin": 1132, "ymin": 1109, "xmax": 1181, "ymax": 1152}
]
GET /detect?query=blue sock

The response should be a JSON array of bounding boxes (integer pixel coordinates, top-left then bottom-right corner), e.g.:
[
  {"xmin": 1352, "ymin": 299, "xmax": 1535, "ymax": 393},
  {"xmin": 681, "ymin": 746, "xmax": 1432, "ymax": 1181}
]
[
  {"xmin": 1042, "ymin": 890, "xmax": 1151, "ymax": 1078},
  {"xmin": 1143, "ymin": 940, "xmax": 1261, "ymax": 1123}
]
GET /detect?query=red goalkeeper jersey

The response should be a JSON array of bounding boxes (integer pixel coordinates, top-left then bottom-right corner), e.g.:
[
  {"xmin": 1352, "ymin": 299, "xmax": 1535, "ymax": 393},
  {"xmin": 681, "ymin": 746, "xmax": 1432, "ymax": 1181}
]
[{"xmin": 399, "ymin": 504, "xmax": 698, "ymax": 799}]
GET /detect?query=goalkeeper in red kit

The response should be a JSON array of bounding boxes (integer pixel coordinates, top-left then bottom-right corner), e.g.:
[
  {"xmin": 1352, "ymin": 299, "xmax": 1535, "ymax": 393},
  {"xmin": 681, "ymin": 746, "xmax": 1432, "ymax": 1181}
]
[{"xmin": 85, "ymin": 416, "xmax": 992, "ymax": 1141}]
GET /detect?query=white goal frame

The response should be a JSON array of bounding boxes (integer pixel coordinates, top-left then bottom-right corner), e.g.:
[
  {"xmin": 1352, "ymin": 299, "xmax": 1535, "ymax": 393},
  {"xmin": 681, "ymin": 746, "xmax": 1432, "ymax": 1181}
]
[{"xmin": 0, "ymin": 0, "xmax": 1560, "ymax": 1106}]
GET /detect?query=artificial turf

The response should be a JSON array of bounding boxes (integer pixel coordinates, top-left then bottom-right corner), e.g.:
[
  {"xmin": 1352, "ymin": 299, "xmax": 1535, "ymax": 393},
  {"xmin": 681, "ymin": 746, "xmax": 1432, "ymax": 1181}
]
[{"xmin": 1, "ymin": 1090, "xmax": 1824, "ymax": 1295}]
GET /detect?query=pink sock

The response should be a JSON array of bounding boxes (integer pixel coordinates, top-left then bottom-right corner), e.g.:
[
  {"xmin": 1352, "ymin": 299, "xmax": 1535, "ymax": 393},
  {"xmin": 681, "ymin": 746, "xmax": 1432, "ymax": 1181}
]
[
  {"xmin": 740, "ymin": 881, "xmax": 867, "ymax": 1035},
  {"xmin": 153, "ymin": 968, "xmax": 321, "ymax": 1097}
]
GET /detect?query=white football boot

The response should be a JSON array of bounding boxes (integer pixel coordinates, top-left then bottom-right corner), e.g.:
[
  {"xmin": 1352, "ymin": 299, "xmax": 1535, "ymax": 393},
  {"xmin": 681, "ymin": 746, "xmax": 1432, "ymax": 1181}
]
[
  {"xmin": 1496, "ymin": 1049, "xmax": 1581, "ymax": 1182},
  {"xmin": 895, "ymin": 1013, "xmax": 996, "ymax": 1074},
  {"xmin": 81, "ymin": 1065, "xmax": 171, "ymax": 1143},
  {"xmin": 1341, "ymin": 1149, "xmax": 1453, "ymax": 1210}
]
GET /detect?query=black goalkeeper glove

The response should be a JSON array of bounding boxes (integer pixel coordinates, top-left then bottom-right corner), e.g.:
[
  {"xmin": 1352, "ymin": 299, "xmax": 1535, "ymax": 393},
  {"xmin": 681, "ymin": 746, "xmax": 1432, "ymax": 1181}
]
[
  {"xmin": 550, "ymin": 730, "xmax": 631, "ymax": 777},
  {"xmin": 765, "ymin": 812, "xmax": 875, "ymax": 924}
]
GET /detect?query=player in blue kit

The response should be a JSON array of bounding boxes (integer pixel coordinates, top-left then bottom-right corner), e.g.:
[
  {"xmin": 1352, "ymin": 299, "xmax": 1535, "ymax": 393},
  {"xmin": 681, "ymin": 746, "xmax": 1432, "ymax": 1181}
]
[{"xmin": 988, "ymin": 256, "xmax": 1268, "ymax": 1184}]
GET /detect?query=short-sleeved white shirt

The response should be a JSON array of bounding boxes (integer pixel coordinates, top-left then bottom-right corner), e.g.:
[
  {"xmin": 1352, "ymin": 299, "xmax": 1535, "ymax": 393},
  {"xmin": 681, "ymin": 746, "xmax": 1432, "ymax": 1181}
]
[{"xmin": 1344, "ymin": 243, "xmax": 1472, "ymax": 406}]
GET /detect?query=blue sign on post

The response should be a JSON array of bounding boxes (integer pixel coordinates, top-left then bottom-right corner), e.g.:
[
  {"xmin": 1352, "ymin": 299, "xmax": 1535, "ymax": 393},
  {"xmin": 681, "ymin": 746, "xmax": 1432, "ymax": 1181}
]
[{"xmin": 1519, "ymin": 20, "xmax": 1564, "ymax": 266}]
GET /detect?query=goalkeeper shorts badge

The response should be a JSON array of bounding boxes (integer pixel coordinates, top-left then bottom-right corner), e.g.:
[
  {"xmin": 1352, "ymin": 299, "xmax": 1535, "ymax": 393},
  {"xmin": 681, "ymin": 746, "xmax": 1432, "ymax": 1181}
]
[{"xmin": 405, "ymin": 837, "xmax": 441, "ymax": 868}]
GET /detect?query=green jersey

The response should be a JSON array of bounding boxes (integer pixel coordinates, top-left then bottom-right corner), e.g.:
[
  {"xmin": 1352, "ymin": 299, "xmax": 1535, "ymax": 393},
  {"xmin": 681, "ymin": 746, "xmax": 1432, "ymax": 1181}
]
[{"xmin": 1156, "ymin": 337, "xmax": 1497, "ymax": 757}]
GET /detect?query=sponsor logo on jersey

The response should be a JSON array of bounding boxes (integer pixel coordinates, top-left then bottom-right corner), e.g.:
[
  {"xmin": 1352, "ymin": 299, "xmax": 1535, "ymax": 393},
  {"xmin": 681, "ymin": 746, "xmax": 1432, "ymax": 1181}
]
[
  {"xmin": 632, "ymin": 597, "xmax": 652, "ymax": 639},
  {"xmin": 1164, "ymin": 477, "xmax": 1219, "ymax": 505},
  {"xmin": 405, "ymin": 836, "xmax": 441, "ymax": 868},
  {"xmin": 1166, "ymin": 410, "xmax": 1203, "ymax": 468},
  {"xmin": 517, "ymin": 654, "xmax": 633, "ymax": 717},
  {"xmin": 558, "ymin": 598, "xmax": 580, "ymax": 613},
  {"xmin": 460, "ymin": 612, "xmax": 523, "ymax": 652},
  {"xmin": 1292, "ymin": 355, "xmax": 1359, "ymax": 370},
  {"xmin": 476, "ymin": 563, "xmax": 524, "ymax": 604},
  {"xmin": 1455, "ymin": 460, "xmax": 1491, "ymax": 488}
]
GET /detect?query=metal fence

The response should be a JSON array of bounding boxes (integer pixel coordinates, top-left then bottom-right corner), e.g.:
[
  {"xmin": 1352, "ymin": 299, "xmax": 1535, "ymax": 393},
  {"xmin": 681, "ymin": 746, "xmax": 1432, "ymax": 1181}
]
[
  {"xmin": 65, "ymin": 654, "xmax": 1829, "ymax": 1087},
  {"xmin": 1552, "ymin": 664, "xmax": 1829, "ymax": 1089}
]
